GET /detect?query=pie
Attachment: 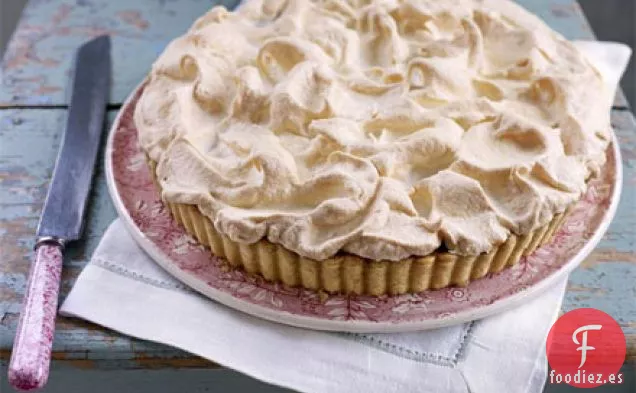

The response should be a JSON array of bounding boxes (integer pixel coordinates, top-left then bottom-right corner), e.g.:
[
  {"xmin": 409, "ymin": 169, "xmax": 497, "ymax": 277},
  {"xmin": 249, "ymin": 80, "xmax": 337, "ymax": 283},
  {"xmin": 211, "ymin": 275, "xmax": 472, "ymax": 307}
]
[{"xmin": 134, "ymin": 0, "xmax": 612, "ymax": 295}]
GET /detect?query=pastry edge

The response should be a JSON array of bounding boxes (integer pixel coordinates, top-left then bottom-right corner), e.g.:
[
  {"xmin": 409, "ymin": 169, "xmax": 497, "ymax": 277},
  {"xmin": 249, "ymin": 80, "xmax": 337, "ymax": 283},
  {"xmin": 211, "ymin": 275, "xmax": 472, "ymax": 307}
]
[{"xmin": 147, "ymin": 157, "xmax": 570, "ymax": 295}]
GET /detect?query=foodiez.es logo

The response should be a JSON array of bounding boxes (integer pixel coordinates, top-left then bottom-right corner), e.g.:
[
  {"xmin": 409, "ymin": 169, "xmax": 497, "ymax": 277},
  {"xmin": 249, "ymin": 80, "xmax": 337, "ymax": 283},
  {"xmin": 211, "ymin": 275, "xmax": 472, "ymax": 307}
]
[
  {"xmin": 573, "ymin": 324, "xmax": 602, "ymax": 368},
  {"xmin": 547, "ymin": 308, "xmax": 626, "ymax": 388}
]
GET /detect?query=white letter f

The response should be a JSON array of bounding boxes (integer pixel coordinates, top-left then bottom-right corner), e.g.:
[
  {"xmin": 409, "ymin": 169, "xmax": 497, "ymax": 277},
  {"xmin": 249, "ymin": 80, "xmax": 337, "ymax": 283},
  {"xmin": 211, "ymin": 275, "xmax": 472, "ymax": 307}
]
[{"xmin": 572, "ymin": 324, "xmax": 602, "ymax": 368}]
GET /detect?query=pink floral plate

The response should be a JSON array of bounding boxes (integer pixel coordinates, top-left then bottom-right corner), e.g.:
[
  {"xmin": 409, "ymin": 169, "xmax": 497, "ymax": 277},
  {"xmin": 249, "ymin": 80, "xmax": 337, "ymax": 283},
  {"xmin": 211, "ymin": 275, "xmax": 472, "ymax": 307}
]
[{"xmin": 105, "ymin": 84, "xmax": 622, "ymax": 332}]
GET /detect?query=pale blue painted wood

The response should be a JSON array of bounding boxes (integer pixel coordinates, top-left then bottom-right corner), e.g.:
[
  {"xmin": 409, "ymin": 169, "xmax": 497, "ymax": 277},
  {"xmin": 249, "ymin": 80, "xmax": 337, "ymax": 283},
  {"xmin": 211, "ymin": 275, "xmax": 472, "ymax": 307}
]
[
  {"xmin": 0, "ymin": 0, "xmax": 635, "ymax": 371},
  {"xmin": 0, "ymin": 0, "xmax": 608, "ymax": 107},
  {"xmin": 0, "ymin": 0, "xmax": 242, "ymax": 106}
]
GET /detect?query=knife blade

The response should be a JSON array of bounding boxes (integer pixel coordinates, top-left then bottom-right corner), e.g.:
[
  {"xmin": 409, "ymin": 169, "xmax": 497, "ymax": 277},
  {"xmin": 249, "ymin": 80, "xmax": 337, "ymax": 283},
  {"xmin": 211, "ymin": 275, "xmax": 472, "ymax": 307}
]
[
  {"xmin": 8, "ymin": 35, "xmax": 111, "ymax": 391},
  {"xmin": 37, "ymin": 35, "xmax": 111, "ymax": 240}
]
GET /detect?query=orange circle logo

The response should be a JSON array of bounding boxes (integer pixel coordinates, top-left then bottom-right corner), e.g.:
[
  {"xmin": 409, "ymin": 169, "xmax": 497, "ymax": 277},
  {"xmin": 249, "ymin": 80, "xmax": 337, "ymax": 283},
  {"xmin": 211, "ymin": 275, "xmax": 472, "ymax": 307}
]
[{"xmin": 547, "ymin": 308, "xmax": 626, "ymax": 388}]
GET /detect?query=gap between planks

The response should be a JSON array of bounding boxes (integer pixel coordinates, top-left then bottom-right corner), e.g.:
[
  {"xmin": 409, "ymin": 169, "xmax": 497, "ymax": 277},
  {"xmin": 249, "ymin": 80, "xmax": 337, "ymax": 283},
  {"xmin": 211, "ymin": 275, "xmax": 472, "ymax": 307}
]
[{"xmin": 0, "ymin": 103, "xmax": 122, "ymax": 110}]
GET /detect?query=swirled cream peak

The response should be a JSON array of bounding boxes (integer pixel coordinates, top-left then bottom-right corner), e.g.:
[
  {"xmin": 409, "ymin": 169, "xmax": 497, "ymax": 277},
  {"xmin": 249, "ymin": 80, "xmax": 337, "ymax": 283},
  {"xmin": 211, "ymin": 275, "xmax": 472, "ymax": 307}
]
[{"xmin": 135, "ymin": 0, "xmax": 611, "ymax": 261}]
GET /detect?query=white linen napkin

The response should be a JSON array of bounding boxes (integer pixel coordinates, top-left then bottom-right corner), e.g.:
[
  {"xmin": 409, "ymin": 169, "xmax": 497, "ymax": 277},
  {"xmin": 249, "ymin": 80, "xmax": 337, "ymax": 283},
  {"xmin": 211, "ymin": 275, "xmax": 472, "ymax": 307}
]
[{"xmin": 59, "ymin": 42, "xmax": 631, "ymax": 393}]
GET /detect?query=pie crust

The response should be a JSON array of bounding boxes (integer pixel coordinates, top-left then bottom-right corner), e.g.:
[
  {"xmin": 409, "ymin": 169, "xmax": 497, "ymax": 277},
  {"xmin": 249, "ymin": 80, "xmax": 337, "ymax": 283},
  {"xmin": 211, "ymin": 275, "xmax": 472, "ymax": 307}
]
[{"xmin": 147, "ymin": 157, "xmax": 570, "ymax": 295}]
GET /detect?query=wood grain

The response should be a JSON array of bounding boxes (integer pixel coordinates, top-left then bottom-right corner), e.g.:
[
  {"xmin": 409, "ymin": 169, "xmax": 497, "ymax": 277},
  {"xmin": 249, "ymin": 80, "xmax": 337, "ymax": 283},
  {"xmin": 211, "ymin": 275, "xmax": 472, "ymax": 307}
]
[
  {"xmin": 4, "ymin": 0, "xmax": 623, "ymax": 107},
  {"xmin": 0, "ymin": 0, "xmax": 241, "ymax": 106},
  {"xmin": 0, "ymin": 0, "xmax": 634, "ymax": 369}
]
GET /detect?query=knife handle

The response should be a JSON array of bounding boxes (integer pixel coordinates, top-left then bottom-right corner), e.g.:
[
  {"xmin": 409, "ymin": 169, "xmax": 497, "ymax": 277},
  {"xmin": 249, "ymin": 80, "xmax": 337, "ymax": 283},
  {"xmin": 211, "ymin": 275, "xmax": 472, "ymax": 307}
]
[{"xmin": 9, "ymin": 239, "xmax": 64, "ymax": 391}]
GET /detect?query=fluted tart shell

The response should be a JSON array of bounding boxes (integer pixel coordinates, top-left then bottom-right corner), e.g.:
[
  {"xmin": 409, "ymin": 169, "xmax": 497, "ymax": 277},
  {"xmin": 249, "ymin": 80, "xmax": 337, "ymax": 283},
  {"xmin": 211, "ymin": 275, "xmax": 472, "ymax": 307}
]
[{"xmin": 146, "ymin": 157, "xmax": 570, "ymax": 296}]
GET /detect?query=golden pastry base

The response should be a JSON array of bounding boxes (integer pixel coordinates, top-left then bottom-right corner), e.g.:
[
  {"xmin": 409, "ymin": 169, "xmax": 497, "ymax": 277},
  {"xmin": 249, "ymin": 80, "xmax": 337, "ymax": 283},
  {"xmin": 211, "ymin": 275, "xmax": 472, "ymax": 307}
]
[{"xmin": 147, "ymin": 159, "xmax": 569, "ymax": 295}]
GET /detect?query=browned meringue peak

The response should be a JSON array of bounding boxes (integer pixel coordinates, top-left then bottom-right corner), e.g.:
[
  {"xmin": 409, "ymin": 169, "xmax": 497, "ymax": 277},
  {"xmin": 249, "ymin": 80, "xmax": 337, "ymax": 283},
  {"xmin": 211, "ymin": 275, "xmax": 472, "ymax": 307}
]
[{"xmin": 135, "ymin": 0, "xmax": 610, "ymax": 261}]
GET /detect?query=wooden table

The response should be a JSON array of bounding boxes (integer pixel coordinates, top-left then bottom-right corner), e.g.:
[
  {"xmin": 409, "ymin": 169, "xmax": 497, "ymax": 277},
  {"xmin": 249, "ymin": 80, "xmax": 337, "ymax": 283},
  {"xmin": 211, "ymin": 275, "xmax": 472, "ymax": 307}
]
[{"xmin": 1, "ymin": 0, "xmax": 635, "ymax": 377}]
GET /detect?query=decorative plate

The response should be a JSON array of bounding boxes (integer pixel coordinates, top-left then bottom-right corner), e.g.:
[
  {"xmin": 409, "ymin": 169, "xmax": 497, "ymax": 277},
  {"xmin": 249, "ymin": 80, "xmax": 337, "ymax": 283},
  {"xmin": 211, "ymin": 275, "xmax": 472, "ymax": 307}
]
[{"xmin": 105, "ymin": 85, "xmax": 622, "ymax": 332}]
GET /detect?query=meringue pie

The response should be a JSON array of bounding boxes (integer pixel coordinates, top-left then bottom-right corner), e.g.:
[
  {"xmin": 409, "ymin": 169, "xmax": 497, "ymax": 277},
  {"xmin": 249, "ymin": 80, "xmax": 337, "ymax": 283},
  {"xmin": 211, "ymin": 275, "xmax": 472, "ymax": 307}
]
[{"xmin": 135, "ymin": 0, "xmax": 611, "ymax": 295}]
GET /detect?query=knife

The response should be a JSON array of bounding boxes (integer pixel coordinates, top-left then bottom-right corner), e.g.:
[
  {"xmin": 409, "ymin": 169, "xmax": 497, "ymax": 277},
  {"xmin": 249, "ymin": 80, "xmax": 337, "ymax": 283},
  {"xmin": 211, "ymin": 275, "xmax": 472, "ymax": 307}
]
[{"xmin": 8, "ymin": 35, "xmax": 111, "ymax": 391}]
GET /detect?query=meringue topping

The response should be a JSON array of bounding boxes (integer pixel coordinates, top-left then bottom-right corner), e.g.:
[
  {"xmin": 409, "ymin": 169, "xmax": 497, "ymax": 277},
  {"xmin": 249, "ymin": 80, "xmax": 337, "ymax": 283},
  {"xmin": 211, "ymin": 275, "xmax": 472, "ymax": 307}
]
[{"xmin": 135, "ymin": 0, "xmax": 611, "ymax": 261}]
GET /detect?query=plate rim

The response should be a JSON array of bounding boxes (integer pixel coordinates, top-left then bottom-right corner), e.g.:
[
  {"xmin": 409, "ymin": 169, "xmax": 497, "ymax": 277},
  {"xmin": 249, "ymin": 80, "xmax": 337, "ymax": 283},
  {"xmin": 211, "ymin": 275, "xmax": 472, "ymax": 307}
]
[{"xmin": 105, "ymin": 83, "xmax": 623, "ymax": 333}]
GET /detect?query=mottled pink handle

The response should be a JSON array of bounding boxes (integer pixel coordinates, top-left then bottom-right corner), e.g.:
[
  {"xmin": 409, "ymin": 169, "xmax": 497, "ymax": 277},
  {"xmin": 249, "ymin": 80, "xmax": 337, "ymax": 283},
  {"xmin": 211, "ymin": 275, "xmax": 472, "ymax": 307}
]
[{"xmin": 9, "ymin": 242, "xmax": 63, "ymax": 391}]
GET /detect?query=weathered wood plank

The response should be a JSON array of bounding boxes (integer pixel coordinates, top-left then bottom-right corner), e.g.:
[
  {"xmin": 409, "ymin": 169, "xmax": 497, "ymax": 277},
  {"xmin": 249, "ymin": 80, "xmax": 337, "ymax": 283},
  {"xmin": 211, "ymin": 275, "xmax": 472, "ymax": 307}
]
[
  {"xmin": 0, "ymin": 0, "xmax": 607, "ymax": 107},
  {"xmin": 1, "ymin": 107, "xmax": 635, "ymax": 367},
  {"xmin": 0, "ymin": 366, "xmax": 293, "ymax": 393},
  {"xmin": 0, "ymin": 0, "xmax": 634, "ymax": 369},
  {"xmin": 0, "ymin": 108, "xmax": 218, "ymax": 368},
  {"xmin": 0, "ymin": 0, "xmax": 241, "ymax": 107},
  {"xmin": 564, "ymin": 110, "xmax": 636, "ymax": 361},
  {"xmin": 0, "ymin": 108, "xmax": 212, "ymax": 368}
]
